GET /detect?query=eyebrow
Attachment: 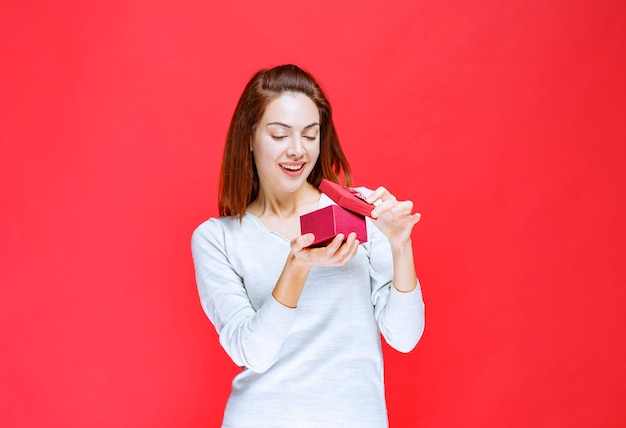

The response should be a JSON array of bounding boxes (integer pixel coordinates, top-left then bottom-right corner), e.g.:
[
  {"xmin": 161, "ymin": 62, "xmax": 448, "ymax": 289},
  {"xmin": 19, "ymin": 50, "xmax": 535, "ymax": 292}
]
[{"xmin": 266, "ymin": 122, "xmax": 320, "ymax": 130}]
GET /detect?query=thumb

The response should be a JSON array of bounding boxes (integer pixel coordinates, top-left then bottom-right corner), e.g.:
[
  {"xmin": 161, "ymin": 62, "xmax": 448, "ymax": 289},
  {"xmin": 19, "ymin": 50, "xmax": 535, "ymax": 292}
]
[{"xmin": 292, "ymin": 233, "xmax": 315, "ymax": 252}]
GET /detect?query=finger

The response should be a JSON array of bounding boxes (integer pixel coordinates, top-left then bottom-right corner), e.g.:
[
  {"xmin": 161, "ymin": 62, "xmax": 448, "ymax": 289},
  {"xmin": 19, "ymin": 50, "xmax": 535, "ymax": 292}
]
[
  {"xmin": 336, "ymin": 232, "xmax": 357, "ymax": 256},
  {"xmin": 292, "ymin": 233, "xmax": 315, "ymax": 252},
  {"xmin": 390, "ymin": 200, "xmax": 414, "ymax": 216},
  {"xmin": 324, "ymin": 233, "xmax": 345, "ymax": 254},
  {"xmin": 371, "ymin": 198, "xmax": 399, "ymax": 218},
  {"xmin": 365, "ymin": 186, "xmax": 391, "ymax": 205},
  {"xmin": 346, "ymin": 234, "xmax": 360, "ymax": 258},
  {"xmin": 333, "ymin": 233, "xmax": 359, "ymax": 264},
  {"xmin": 399, "ymin": 213, "xmax": 422, "ymax": 232}
]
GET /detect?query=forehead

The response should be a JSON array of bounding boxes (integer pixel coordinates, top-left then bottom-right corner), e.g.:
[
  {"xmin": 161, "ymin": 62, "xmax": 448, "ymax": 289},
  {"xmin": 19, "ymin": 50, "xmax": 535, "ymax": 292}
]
[{"xmin": 261, "ymin": 92, "xmax": 319, "ymax": 125}]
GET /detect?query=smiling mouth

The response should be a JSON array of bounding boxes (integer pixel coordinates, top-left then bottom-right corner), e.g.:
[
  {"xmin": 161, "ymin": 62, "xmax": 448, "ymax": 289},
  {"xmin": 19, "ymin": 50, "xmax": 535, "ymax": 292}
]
[{"xmin": 280, "ymin": 163, "xmax": 305, "ymax": 171}]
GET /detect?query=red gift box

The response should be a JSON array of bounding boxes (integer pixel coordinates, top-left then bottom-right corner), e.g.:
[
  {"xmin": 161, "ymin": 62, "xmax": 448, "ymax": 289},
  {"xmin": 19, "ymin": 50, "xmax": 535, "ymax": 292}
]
[
  {"xmin": 318, "ymin": 179, "xmax": 374, "ymax": 217},
  {"xmin": 300, "ymin": 180, "xmax": 374, "ymax": 247},
  {"xmin": 300, "ymin": 205, "xmax": 367, "ymax": 247}
]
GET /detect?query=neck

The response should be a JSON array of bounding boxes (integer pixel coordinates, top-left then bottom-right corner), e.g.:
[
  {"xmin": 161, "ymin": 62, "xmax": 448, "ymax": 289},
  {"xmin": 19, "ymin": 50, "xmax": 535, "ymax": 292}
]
[{"xmin": 249, "ymin": 183, "xmax": 321, "ymax": 219}]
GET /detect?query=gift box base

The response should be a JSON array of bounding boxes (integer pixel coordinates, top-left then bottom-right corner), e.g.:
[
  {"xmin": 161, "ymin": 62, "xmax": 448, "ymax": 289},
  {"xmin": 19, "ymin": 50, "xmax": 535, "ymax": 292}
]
[{"xmin": 300, "ymin": 205, "xmax": 367, "ymax": 247}]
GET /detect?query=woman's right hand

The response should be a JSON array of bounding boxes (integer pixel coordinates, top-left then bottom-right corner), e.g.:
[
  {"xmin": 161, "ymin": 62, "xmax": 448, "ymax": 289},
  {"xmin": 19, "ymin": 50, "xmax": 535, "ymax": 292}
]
[
  {"xmin": 290, "ymin": 232, "xmax": 360, "ymax": 268},
  {"xmin": 272, "ymin": 232, "xmax": 359, "ymax": 308}
]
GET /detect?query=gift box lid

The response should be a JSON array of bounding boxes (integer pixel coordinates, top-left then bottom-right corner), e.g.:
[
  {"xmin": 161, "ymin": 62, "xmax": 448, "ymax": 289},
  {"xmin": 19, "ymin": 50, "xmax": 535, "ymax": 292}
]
[{"xmin": 319, "ymin": 179, "xmax": 374, "ymax": 217}]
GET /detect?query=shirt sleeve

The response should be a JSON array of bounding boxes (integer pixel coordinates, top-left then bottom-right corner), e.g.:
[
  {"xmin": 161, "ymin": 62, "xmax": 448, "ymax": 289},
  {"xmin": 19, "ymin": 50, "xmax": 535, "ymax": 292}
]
[
  {"xmin": 365, "ymin": 206, "xmax": 426, "ymax": 353},
  {"xmin": 191, "ymin": 219, "xmax": 296, "ymax": 373}
]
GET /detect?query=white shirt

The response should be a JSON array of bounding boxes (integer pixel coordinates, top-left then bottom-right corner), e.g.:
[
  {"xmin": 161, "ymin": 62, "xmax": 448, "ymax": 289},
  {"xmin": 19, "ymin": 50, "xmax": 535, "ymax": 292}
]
[{"xmin": 191, "ymin": 193, "xmax": 425, "ymax": 428}]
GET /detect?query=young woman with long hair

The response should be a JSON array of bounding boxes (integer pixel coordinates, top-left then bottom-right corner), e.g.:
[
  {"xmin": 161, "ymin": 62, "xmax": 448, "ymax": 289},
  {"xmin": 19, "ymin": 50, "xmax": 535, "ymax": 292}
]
[{"xmin": 191, "ymin": 64, "xmax": 424, "ymax": 427}]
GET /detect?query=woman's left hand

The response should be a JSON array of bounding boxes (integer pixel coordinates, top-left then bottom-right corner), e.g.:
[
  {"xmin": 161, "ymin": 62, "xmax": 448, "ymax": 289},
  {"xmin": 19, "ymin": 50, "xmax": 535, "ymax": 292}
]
[{"xmin": 366, "ymin": 186, "xmax": 421, "ymax": 247}]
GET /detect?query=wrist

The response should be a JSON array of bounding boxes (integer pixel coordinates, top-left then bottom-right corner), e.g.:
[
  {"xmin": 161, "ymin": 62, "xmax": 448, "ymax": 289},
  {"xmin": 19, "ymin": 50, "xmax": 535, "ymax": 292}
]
[
  {"xmin": 389, "ymin": 238, "xmax": 413, "ymax": 255},
  {"xmin": 273, "ymin": 253, "xmax": 311, "ymax": 308},
  {"xmin": 286, "ymin": 252, "xmax": 313, "ymax": 273}
]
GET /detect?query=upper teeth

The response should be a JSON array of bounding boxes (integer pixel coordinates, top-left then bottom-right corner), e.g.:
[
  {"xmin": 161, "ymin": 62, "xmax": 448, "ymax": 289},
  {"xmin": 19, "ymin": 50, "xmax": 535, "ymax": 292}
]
[{"xmin": 281, "ymin": 164, "xmax": 303, "ymax": 171}]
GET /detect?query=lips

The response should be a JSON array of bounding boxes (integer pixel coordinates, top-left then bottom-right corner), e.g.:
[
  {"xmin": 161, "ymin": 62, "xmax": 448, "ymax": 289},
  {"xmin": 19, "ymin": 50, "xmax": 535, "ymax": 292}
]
[
  {"xmin": 279, "ymin": 162, "xmax": 306, "ymax": 176},
  {"xmin": 280, "ymin": 163, "xmax": 304, "ymax": 171}
]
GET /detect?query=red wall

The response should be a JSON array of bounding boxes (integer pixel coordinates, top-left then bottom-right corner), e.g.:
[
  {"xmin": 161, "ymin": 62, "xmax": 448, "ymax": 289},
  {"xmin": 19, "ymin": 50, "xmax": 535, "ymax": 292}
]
[{"xmin": 2, "ymin": 1, "xmax": 625, "ymax": 427}]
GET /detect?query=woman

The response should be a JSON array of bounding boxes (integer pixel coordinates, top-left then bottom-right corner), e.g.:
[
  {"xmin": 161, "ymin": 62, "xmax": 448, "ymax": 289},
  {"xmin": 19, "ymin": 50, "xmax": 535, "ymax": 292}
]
[{"xmin": 191, "ymin": 64, "xmax": 425, "ymax": 427}]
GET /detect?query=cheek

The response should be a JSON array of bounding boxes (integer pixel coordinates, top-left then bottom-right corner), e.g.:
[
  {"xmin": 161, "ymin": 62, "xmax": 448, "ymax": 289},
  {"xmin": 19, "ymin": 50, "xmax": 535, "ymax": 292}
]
[
  {"xmin": 252, "ymin": 139, "xmax": 278, "ymax": 163},
  {"xmin": 252, "ymin": 150, "xmax": 271, "ymax": 170},
  {"xmin": 309, "ymin": 143, "xmax": 321, "ymax": 162}
]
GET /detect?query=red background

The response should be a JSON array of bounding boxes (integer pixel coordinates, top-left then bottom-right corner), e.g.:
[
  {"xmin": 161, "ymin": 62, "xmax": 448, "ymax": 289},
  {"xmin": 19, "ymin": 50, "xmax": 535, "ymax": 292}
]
[{"xmin": 2, "ymin": 1, "xmax": 625, "ymax": 427}]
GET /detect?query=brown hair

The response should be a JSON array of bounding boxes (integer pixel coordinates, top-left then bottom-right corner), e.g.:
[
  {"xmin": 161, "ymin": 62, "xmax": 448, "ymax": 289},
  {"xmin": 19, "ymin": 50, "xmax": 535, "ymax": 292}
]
[{"xmin": 218, "ymin": 64, "xmax": 352, "ymax": 218}]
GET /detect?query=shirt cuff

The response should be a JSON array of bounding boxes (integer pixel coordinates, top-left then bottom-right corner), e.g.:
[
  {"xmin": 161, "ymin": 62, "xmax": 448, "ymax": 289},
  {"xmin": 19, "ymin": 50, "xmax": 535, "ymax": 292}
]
[
  {"xmin": 253, "ymin": 294, "xmax": 298, "ymax": 339},
  {"xmin": 390, "ymin": 278, "xmax": 424, "ymax": 308}
]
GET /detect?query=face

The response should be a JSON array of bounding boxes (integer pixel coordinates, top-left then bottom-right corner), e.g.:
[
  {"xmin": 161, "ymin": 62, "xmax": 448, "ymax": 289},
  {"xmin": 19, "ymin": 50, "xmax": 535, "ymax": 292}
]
[{"xmin": 251, "ymin": 92, "xmax": 321, "ymax": 195}]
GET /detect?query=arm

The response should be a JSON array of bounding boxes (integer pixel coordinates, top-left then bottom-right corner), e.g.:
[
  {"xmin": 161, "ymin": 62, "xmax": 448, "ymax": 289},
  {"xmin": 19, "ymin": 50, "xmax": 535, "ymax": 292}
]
[
  {"xmin": 365, "ymin": 187, "xmax": 425, "ymax": 352},
  {"xmin": 191, "ymin": 219, "xmax": 360, "ymax": 372},
  {"xmin": 192, "ymin": 220, "xmax": 293, "ymax": 372},
  {"xmin": 368, "ymin": 186, "xmax": 421, "ymax": 292},
  {"xmin": 272, "ymin": 231, "xmax": 359, "ymax": 308}
]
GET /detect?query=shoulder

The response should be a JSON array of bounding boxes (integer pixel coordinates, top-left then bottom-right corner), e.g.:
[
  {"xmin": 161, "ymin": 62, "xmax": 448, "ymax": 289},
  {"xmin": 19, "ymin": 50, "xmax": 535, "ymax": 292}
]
[{"xmin": 191, "ymin": 216, "xmax": 244, "ymax": 247}]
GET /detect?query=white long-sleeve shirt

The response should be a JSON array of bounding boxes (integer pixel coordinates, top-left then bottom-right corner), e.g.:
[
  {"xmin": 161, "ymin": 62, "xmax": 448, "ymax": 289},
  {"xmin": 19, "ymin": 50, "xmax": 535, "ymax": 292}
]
[{"xmin": 191, "ymin": 193, "xmax": 425, "ymax": 428}]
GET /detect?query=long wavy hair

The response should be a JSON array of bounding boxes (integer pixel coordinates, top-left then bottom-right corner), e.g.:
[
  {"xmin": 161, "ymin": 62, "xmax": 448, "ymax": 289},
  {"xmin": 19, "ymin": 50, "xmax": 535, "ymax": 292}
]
[{"xmin": 218, "ymin": 64, "xmax": 352, "ymax": 218}]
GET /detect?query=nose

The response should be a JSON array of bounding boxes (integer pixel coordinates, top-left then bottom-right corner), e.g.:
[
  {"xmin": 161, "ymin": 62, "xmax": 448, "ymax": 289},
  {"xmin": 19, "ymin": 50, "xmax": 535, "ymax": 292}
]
[{"xmin": 286, "ymin": 136, "xmax": 305, "ymax": 158}]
